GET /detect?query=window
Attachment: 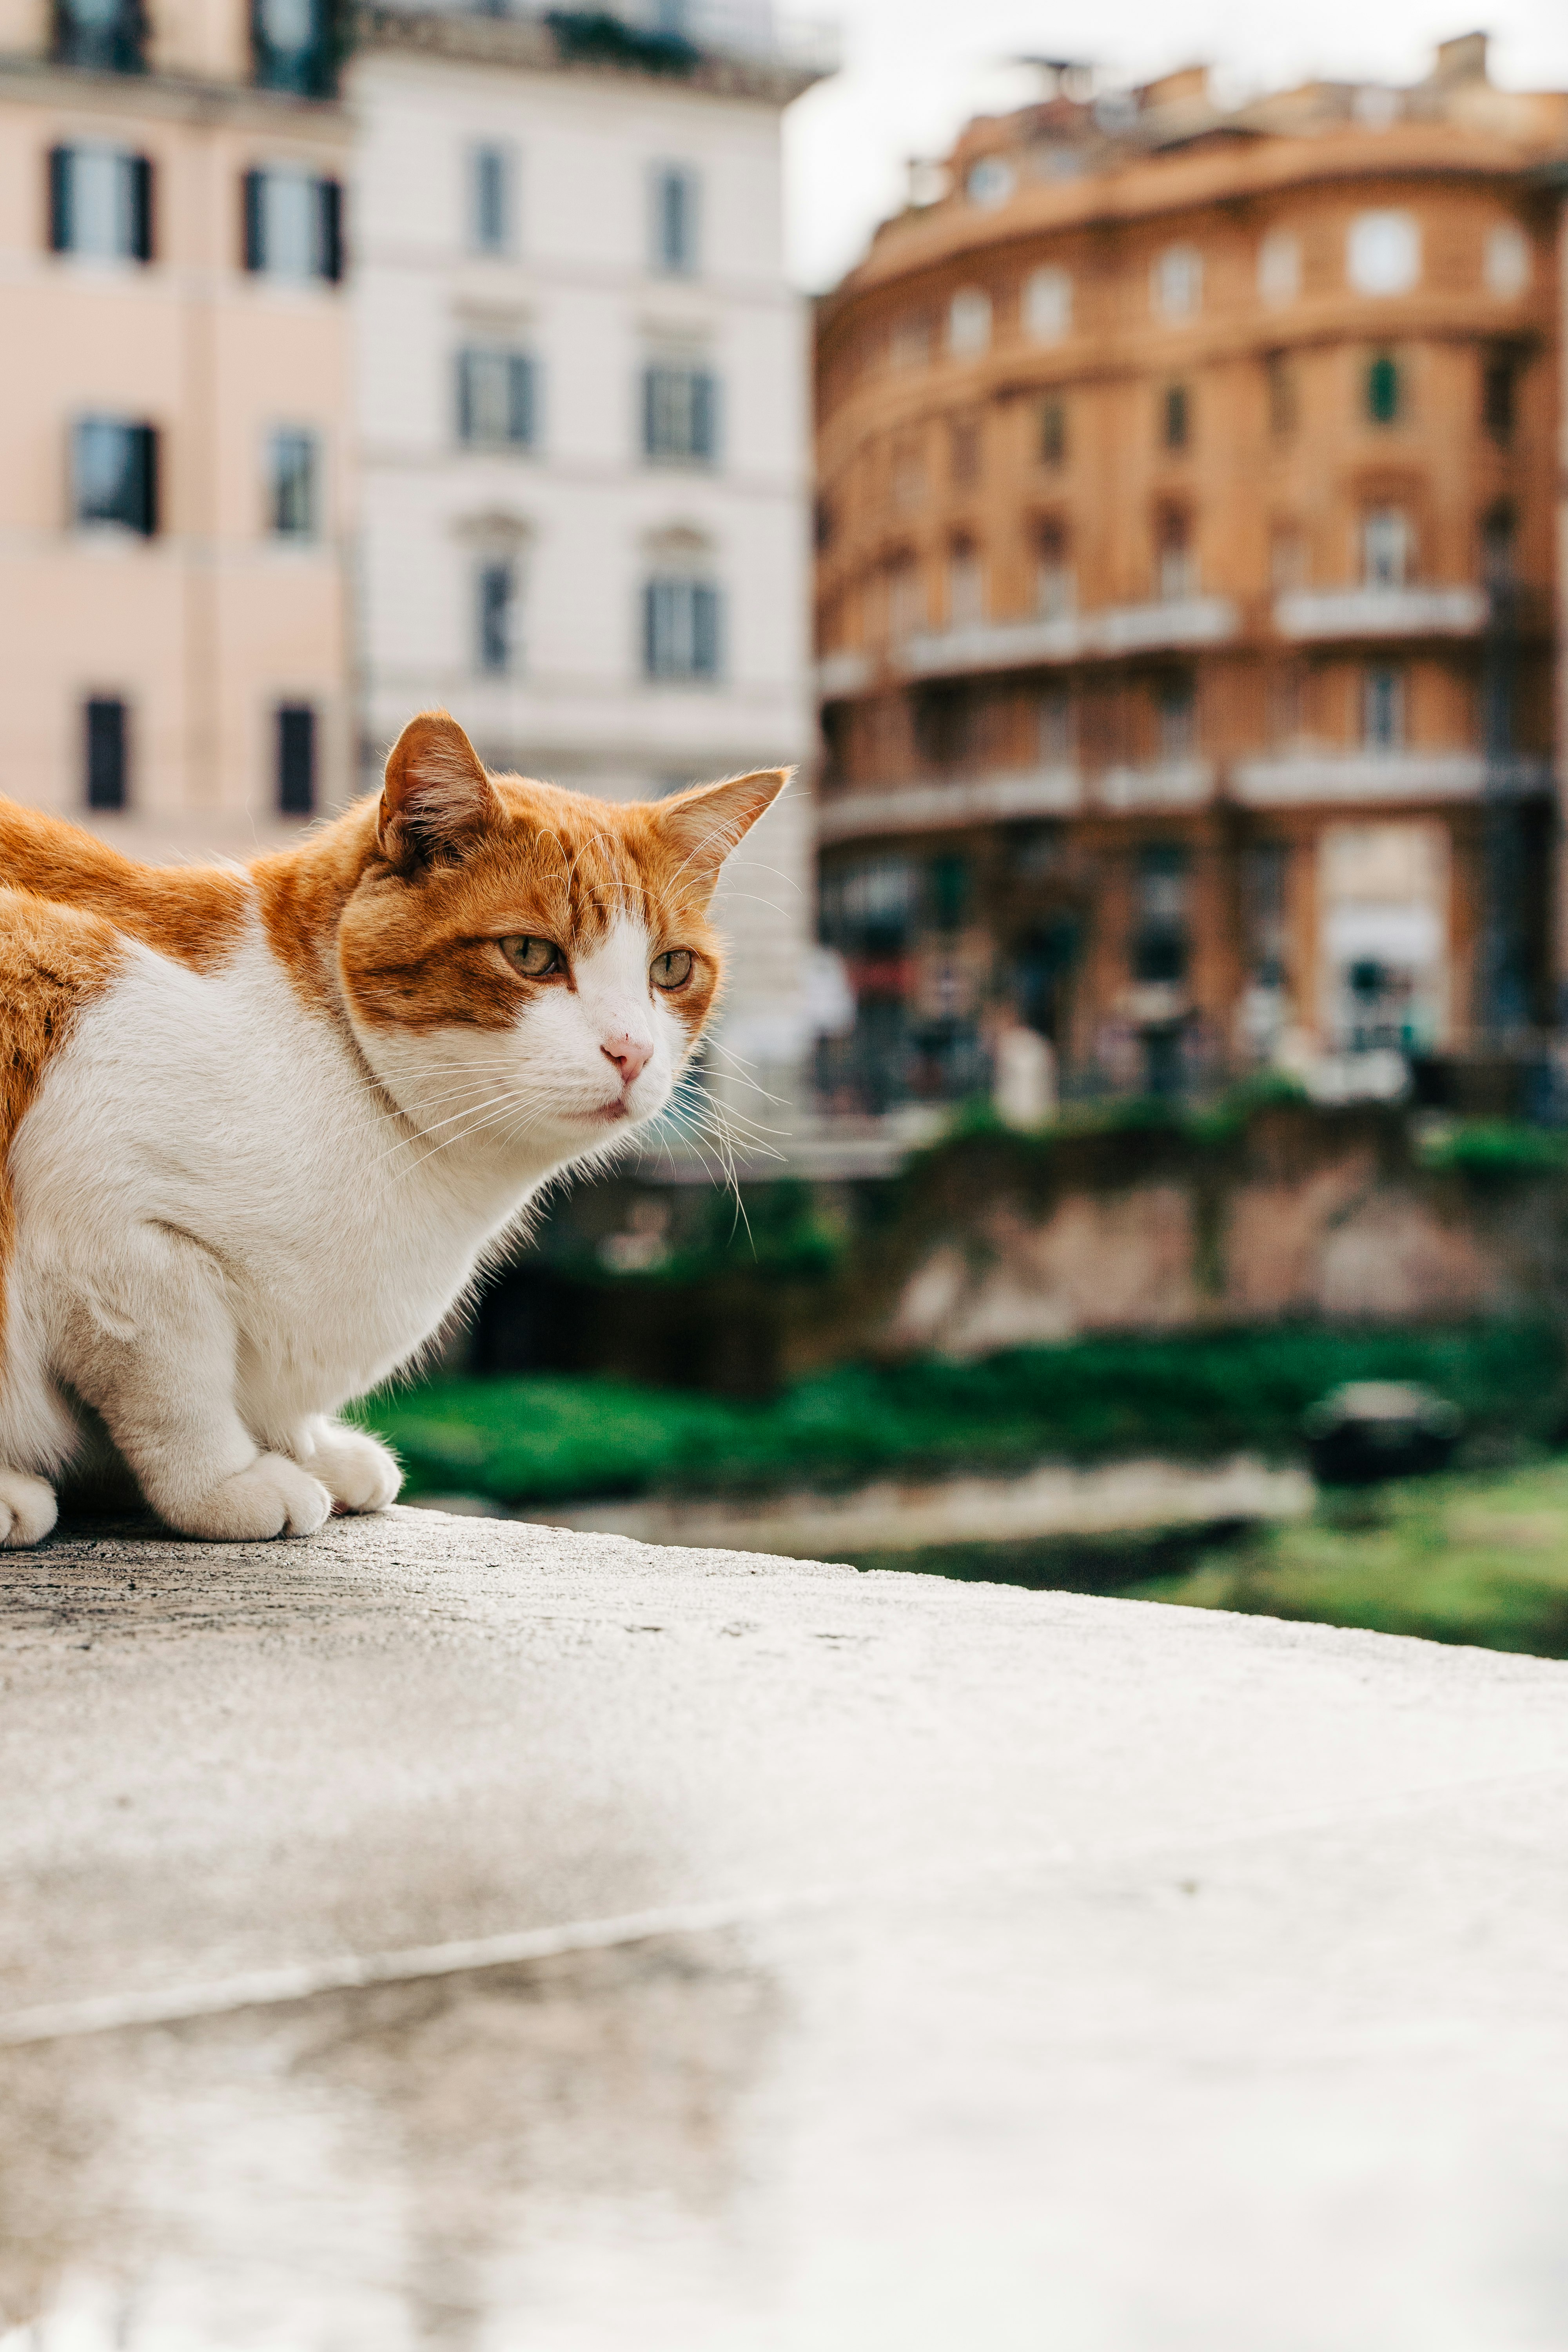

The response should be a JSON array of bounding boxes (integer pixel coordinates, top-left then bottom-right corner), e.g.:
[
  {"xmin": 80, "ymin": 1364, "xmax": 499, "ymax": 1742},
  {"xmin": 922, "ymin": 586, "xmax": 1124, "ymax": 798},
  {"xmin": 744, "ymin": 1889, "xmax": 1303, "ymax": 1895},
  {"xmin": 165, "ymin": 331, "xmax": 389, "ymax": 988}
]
[
  {"xmin": 650, "ymin": 163, "xmax": 699, "ymax": 276},
  {"xmin": 1485, "ymin": 222, "xmax": 1530, "ymax": 299},
  {"xmin": 948, "ymin": 288, "xmax": 991, "ymax": 357},
  {"xmin": 1023, "ymin": 266, "xmax": 1071, "ymax": 342},
  {"xmin": 642, "ymin": 363, "xmax": 718, "ymax": 465},
  {"xmin": 1156, "ymin": 507, "xmax": 1194, "ymax": 602},
  {"xmin": 48, "ymin": 146, "xmax": 151, "ymax": 261},
  {"xmin": 1481, "ymin": 503, "xmax": 1516, "ymax": 588},
  {"xmin": 276, "ymin": 704, "xmax": 315, "ymax": 815},
  {"xmin": 243, "ymin": 168, "xmax": 342, "ymax": 280},
  {"xmin": 1365, "ymin": 351, "xmax": 1401, "ymax": 425},
  {"xmin": 1347, "ymin": 211, "xmax": 1419, "ymax": 296},
  {"xmin": 85, "ymin": 697, "xmax": 127, "ymax": 810},
  {"xmin": 1156, "ymin": 675, "xmax": 1196, "ymax": 760},
  {"xmin": 1038, "ymin": 396, "xmax": 1066, "ymax": 467},
  {"xmin": 470, "ymin": 144, "xmax": 512, "ymax": 255},
  {"xmin": 252, "ymin": 0, "xmax": 334, "ymax": 96},
  {"xmin": 1361, "ymin": 508, "xmax": 1409, "ymax": 589},
  {"xmin": 643, "ymin": 577, "xmax": 721, "ymax": 681},
  {"xmin": 1258, "ymin": 230, "xmax": 1300, "ymax": 307},
  {"xmin": 889, "ymin": 313, "xmax": 931, "ymax": 370},
  {"xmin": 1133, "ymin": 844, "xmax": 1189, "ymax": 981},
  {"xmin": 1482, "ymin": 354, "xmax": 1516, "ymax": 445},
  {"xmin": 1265, "ymin": 351, "xmax": 1298, "ymax": 437},
  {"xmin": 1161, "ymin": 383, "xmax": 1189, "ymax": 451},
  {"xmin": 457, "ymin": 348, "xmax": 537, "ymax": 448},
  {"xmin": 267, "ymin": 428, "xmax": 318, "ymax": 537},
  {"xmin": 949, "ymin": 416, "xmax": 980, "ymax": 486},
  {"xmin": 1039, "ymin": 686, "xmax": 1074, "ymax": 765},
  {"xmin": 1363, "ymin": 665, "xmax": 1405, "ymax": 750},
  {"xmin": 1035, "ymin": 519, "xmax": 1073, "ymax": 620},
  {"xmin": 54, "ymin": 0, "xmax": 143, "ymax": 73},
  {"xmin": 966, "ymin": 157, "xmax": 1015, "ymax": 208},
  {"xmin": 1152, "ymin": 244, "xmax": 1201, "ymax": 322},
  {"xmin": 73, "ymin": 417, "xmax": 156, "ymax": 533},
  {"xmin": 887, "ymin": 559, "xmax": 924, "ymax": 645},
  {"xmin": 477, "ymin": 559, "xmax": 516, "ymax": 675},
  {"xmin": 947, "ymin": 542, "xmax": 984, "ymax": 630}
]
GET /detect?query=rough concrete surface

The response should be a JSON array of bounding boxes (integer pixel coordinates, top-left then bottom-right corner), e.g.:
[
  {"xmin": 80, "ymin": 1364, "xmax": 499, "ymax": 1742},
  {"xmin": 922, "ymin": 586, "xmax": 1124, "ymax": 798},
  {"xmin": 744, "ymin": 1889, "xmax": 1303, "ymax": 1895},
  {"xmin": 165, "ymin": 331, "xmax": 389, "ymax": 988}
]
[{"xmin": 3, "ymin": 1506, "xmax": 1568, "ymax": 2349}]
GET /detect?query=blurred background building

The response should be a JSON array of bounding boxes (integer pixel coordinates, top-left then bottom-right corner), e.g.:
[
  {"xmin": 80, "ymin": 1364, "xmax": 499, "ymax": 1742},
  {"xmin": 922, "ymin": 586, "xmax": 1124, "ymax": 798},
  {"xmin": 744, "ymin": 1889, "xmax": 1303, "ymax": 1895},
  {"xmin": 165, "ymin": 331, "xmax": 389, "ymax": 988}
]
[
  {"xmin": 811, "ymin": 35, "xmax": 1567, "ymax": 1114},
  {"xmin": 350, "ymin": 0, "xmax": 831, "ymax": 1116},
  {"xmin": 0, "ymin": 0, "xmax": 355, "ymax": 857}
]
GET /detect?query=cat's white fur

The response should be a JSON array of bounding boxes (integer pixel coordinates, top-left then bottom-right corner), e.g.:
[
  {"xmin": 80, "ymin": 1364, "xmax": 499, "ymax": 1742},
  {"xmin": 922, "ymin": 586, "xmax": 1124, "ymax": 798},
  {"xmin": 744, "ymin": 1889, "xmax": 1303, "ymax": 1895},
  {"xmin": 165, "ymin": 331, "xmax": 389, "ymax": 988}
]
[{"xmin": 0, "ymin": 907, "xmax": 687, "ymax": 1546}]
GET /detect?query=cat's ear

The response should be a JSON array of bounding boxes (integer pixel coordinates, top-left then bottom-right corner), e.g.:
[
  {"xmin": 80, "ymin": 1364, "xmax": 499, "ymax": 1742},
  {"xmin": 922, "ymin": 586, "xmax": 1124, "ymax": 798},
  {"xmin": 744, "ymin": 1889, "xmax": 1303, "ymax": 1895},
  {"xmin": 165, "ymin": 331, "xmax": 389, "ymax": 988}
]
[
  {"xmin": 377, "ymin": 710, "xmax": 501, "ymax": 869},
  {"xmin": 653, "ymin": 768, "xmax": 791, "ymax": 903}
]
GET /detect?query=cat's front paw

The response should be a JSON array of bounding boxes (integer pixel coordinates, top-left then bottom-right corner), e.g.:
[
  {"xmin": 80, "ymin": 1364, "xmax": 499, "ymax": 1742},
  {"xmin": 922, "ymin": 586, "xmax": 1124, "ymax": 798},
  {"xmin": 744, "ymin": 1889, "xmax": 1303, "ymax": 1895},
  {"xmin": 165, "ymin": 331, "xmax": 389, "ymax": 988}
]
[
  {"xmin": 303, "ymin": 1423, "xmax": 402, "ymax": 1515},
  {"xmin": 171, "ymin": 1455, "xmax": 333, "ymax": 1542},
  {"xmin": 0, "ymin": 1470, "xmax": 58, "ymax": 1548}
]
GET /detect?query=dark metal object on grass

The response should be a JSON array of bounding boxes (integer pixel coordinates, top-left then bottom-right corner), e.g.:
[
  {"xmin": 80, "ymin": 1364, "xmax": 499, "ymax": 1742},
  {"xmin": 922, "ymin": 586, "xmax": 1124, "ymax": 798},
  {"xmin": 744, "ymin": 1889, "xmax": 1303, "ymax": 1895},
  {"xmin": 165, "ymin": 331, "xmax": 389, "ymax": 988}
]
[{"xmin": 1304, "ymin": 1381, "xmax": 1462, "ymax": 1486}]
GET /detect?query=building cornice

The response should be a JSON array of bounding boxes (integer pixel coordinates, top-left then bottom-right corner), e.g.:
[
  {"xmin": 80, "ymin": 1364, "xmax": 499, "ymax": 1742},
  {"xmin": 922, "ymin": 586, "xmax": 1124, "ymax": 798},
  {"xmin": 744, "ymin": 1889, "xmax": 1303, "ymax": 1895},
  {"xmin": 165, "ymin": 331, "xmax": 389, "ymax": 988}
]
[
  {"xmin": 353, "ymin": 7, "xmax": 822, "ymax": 108},
  {"xmin": 822, "ymin": 123, "xmax": 1568, "ymax": 321},
  {"xmin": 0, "ymin": 51, "xmax": 350, "ymax": 134}
]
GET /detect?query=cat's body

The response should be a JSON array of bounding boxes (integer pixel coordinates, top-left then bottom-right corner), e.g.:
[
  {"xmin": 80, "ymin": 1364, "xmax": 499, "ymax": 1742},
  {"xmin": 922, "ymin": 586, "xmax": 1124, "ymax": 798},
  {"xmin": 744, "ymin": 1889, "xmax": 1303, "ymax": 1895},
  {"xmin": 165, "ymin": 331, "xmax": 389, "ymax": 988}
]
[{"xmin": 0, "ymin": 711, "xmax": 784, "ymax": 1545}]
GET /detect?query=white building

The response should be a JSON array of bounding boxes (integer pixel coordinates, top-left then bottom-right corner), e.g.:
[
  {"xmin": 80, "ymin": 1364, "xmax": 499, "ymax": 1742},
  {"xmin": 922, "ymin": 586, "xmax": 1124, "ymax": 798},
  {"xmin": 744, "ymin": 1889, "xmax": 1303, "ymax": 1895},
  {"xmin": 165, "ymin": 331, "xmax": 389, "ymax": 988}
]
[{"xmin": 349, "ymin": 2, "xmax": 829, "ymax": 1125}]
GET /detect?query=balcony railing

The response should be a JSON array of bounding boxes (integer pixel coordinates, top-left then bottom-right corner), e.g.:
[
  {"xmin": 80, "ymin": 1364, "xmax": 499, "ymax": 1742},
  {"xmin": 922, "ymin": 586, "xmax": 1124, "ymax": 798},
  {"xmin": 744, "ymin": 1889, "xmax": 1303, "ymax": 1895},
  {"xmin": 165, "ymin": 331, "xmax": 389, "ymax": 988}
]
[
  {"xmin": 1275, "ymin": 586, "xmax": 1487, "ymax": 640},
  {"xmin": 403, "ymin": 0, "xmax": 840, "ymax": 74},
  {"xmin": 817, "ymin": 764, "xmax": 1082, "ymax": 842},
  {"xmin": 1098, "ymin": 758, "xmax": 1214, "ymax": 811},
  {"xmin": 1233, "ymin": 750, "xmax": 1552, "ymax": 805},
  {"xmin": 898, "ymin": 596, "xmax": 1238, "ymax": 681}
]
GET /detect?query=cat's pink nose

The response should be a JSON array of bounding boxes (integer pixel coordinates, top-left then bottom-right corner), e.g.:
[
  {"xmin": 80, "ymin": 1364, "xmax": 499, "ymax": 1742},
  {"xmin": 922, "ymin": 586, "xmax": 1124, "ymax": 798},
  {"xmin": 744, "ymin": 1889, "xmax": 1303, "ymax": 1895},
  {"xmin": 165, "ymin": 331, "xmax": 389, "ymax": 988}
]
[{"xmin": 602, "ymin": 1032, "xmax": 652, "ymax": 1086}]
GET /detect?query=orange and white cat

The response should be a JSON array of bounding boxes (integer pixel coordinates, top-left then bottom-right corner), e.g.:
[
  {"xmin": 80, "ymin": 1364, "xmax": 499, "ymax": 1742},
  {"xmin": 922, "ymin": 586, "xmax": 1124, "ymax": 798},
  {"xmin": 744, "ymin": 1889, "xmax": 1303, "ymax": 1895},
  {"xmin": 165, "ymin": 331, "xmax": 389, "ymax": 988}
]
[{"xmin": 0, "ymin": 709, "xmax": 786, "ymax": 1545}]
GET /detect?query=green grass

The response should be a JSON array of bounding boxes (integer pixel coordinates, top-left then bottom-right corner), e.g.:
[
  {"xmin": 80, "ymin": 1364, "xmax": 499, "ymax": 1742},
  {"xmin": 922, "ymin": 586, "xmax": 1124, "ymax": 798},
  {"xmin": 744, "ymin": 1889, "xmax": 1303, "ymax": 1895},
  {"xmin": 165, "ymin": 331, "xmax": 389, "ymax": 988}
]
[
  {"xmin": 354, "ymin": 1320, "xmax": 1566, "ymax": 1508},
  {"xmin": 1127, "ymin": 1461, "xmax": 1568, "ymax": 1658}
]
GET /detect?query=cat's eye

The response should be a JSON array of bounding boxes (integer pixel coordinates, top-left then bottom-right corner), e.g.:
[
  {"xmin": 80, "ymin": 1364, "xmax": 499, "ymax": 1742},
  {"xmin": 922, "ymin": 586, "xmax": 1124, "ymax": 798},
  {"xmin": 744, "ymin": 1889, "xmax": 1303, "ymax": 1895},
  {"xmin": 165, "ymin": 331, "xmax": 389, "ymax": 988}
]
[
  {"xmin": 651, "ymin": 949, "xmax": 695, "ymax": 991},
  {"xmin": 500, "ymin": 936, "xmax": 563, "ymax": 979}
]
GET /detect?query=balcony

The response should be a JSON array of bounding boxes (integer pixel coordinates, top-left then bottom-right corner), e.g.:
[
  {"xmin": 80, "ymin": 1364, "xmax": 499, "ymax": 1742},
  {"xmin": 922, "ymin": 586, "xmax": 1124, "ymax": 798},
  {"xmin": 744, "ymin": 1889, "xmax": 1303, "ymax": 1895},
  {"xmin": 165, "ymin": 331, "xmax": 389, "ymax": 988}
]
[
  {"xmin": 898, "ymin": 597, "xmax": 1238, "ymax": 682},
  {"xmin": 817, "ymin": 764, "xmax": 1083, "ymax": 842},
  {"xmin": 1232, "ymin": 750, "xmax": 1552, "ymax": 806},
  {"xmin": 1275, "ymin": 587, "xmax": 1487, "ymax": 642},
  {"xmin": 1098, "ymin": 758, "xmax": 1214, "ymax": 812}
]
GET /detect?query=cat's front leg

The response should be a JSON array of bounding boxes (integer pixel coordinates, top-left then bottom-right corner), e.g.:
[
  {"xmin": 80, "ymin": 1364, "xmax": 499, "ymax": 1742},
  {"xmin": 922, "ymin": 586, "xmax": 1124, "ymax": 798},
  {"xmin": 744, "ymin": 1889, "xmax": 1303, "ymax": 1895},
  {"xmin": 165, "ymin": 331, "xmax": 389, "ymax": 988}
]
[
  {"xmin": 285, "ymin": 1417, "xmax": 402, "ymax": 1515},
  {"xmin": 69, "ymin": 1229, "xmax": 333, "ymax": 1542}
]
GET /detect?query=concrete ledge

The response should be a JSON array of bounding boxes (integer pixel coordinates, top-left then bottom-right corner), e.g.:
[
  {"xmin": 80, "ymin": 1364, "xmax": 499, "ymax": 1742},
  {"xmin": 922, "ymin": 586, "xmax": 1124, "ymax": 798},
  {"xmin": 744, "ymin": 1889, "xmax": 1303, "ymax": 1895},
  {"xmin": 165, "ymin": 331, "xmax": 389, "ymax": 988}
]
[{"xmin": 4, "ymin": 1508, "xmax": 1568, "ymax": 2345}]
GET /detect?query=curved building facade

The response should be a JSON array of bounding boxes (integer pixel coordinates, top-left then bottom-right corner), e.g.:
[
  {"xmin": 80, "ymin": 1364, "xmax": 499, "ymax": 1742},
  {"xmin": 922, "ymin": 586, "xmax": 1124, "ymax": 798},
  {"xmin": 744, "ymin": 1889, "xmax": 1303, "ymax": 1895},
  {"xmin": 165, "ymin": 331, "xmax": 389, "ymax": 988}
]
[{"xmin": 813, "ymin": 38, "xmax": 1566, "ymax": 1107}]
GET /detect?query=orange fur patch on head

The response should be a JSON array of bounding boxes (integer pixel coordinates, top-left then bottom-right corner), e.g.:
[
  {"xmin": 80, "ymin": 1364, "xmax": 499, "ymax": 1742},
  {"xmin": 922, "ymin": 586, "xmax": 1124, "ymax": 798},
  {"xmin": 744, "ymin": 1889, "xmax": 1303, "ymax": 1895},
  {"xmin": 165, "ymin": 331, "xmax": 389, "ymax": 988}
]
[
  {"xmin": 0, "ymin": 887, "xmax": 125, "ymax": 1356},
  {"xmin": 0, "ymin": 799, "xmax": 249, "ymax": 972},
  {"xmin": 318, "ymin": 713, "xmax": 788, "ymax": 1040}
]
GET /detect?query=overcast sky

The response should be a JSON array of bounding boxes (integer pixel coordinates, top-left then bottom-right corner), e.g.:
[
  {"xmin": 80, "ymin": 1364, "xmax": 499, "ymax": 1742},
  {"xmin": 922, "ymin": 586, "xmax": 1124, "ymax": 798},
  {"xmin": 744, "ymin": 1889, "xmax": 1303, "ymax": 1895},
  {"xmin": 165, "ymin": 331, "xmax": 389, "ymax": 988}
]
[{"xmin": 782, "ymin": 0, "xmax": 1568, "ymax": 290}]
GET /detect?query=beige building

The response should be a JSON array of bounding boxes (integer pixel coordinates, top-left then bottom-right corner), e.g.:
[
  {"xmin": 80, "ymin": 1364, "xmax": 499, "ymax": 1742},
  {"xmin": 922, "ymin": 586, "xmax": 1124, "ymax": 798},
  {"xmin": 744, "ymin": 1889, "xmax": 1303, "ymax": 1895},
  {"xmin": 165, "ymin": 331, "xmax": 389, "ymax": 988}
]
[{"xmin": 0, "ymin": 0, "xmax": 353, "ymax": 855}]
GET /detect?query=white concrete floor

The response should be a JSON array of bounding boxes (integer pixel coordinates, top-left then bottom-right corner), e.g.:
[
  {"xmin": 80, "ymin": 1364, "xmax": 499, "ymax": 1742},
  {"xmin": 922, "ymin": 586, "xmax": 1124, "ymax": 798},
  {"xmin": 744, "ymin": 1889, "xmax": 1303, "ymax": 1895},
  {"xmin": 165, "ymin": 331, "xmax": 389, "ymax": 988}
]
[{"xmin": 3, "ymin": 1507, "xmax": 1568, "ymax": 2349}]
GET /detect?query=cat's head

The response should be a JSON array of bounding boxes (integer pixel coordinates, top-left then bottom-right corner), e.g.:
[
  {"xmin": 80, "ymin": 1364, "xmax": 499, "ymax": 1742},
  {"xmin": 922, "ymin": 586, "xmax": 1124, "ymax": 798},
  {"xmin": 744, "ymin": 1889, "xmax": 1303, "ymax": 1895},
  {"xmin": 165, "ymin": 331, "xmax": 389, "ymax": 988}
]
[{"xmin": 334, "ymin": 711, "xmax": 787, "ymax": 1172}]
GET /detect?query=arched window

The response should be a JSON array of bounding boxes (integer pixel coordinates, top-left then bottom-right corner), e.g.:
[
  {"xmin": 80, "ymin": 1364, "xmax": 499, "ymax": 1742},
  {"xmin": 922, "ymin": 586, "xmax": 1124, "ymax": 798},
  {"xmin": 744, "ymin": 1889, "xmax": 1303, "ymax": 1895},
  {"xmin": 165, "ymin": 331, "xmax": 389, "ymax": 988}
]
[
  {"xmin": 1152, "ymin": 245, "xmax": 1201, "ymax": 323},
  {"xmin": 1156, "ymin": 506, "xmax": 1194, "ymax": 602},
  {"xmin": 1258, "ymin": 230, "xmax": 1300, "ymax": 307},
  {"xmin": 1347, "ymin": 211, "xmax": 1420, "ymax": 296},
  {"xmin": 1365, "ymin": 352, "xmax": 1401, "ymax": 425},
  {"xmin": 1023, "ymin": 266, "xmax": 1072, "ymax": 341},
  {"xmin": 1361, "ymin": 508, "xmax": 1410, "ymax": 589},
  {"xmin": 948, "ymin": 287, "xmax": 992, "ymax": 357},
  {"xmin": 1035, "ymin": 519, "xmax": 1074, "ymax": 621},
  {"xmin": 1484, "ymin": 223, "xmax": 1530, "ymax": 298}
]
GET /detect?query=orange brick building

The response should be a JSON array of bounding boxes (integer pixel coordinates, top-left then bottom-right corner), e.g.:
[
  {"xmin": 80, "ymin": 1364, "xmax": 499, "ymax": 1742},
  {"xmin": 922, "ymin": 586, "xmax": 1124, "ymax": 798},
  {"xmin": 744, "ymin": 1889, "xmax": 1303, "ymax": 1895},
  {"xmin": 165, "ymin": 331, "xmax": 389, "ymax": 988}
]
[{"xmin": 812, "ymin": 36, "xmax": 1567, "ymax": 1107}]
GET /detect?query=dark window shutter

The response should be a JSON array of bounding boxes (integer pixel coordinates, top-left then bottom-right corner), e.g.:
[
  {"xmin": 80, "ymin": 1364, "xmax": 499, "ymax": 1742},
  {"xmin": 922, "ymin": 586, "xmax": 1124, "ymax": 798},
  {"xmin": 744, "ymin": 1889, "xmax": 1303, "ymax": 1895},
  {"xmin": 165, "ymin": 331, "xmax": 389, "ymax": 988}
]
[
  {"xmin": 131, "ymin": 425, "xmax": 157, "ymax": 535},
  {"xmin": 243, "ymin": 169, "xmax": 265, "ymax": 271},
  {"xmin": 278, "ymin": 705, "xmax": 316, "ymax": 815},
  {"xmin": 86, "ymin": 699, "xmax": 128, "ymax": 810},
  {"xmin": 642, "ymin": 366, "xmax": 659, "ymax": 458},
  {"xmin": 130, "ymin": 154, "xmax": 153, "ymax": 262},
  {"xmin": 317, "ymin": 177, "xmax": 343, "ymax": 281},
  {"xmin": 508, "ymin": 354, "xmax": 534, "ymax": 446},
  {"xmin": 642, "ymin": 580, "xmax": 660, "ymax": 675},
  {"xmin": 456, "ymin": 349, "xmax": 474, "ymax": 443},
  {"xmin": 692, "ymin": 370, "xmax": 716, "ymax": 462},
  {"xmin": 49, "ymin": 146, "xmax": 73, "ymax": 253},
  {"xmin": 693, "ymin": 584, "xmax": 719, "ymax": 677}
]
